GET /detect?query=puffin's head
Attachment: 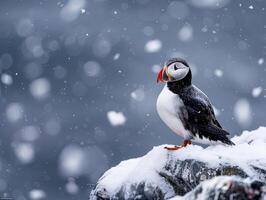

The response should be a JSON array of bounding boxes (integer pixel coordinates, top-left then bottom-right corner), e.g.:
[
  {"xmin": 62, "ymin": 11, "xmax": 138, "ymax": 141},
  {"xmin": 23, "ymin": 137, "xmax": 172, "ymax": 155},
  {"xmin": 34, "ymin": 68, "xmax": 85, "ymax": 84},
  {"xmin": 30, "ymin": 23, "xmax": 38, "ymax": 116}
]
[{"xmin": 157, "ymin": 58, "xmax": 191, "ymax": 83}]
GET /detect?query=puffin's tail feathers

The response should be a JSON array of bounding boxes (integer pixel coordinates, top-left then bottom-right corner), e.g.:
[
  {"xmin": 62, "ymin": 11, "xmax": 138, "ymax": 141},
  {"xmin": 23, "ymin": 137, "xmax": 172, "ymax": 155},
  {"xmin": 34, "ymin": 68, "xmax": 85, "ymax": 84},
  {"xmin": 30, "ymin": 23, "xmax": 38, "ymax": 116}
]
[
  {"xmin": 221, "ymin": 137, "xmax": 235, "ymax": 146},
  {"xmin": 198, "ymin": 124, "xmax": 235, "ymax": 146},
  {"xmin": 216, "ymin": 128, "xmax": 235, "ymax": 146}
]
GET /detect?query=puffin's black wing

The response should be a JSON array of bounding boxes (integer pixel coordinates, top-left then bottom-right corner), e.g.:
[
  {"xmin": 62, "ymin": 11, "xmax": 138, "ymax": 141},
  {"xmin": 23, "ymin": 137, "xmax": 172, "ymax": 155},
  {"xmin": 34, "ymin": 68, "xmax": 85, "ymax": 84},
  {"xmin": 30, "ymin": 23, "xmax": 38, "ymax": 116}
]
[
  {"xmin": 180, "ymin": 96, "xmax": 234, "ymax": 145},
  {"xmin": 208, "ymin": 104, "xmax": 222, "ymax": 128}
]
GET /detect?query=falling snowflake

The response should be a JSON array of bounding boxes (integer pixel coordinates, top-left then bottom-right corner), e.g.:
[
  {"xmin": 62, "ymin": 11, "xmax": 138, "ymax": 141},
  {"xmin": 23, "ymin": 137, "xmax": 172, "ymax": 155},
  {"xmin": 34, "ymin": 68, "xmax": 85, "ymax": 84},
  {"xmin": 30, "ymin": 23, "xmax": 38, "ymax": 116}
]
[
  {"xmin": 131, "ymin": 89, "xmax": 145, "ymax": 102},
  {"xmin": 214, "ymin": 69, "xmax": 223, "ymax": 77},
  {"xmin": 14, "ymin": 143, "xmax": 35, "ymax": 164},
  {"xmin": 144, "ymin": 39, "xmax": 162, "ymax": 53},
  {"xmin": 6, "ymin": 103, "xmax": 24, "ymax": 123},
  {"xmin": 258, "ymin": 58, "xmax": 264, "ymax": 65},
  {"xmin": 252, "ymin": 87, "xmax": 263, "ymax": 98},
  {"xmin": 29, "ymin": 189, "xmax": 46, "ymax": 200},
  {"xmin": 113, "ymin": 53, "xmax": 120, "ymax": 60},
  {"xmin": 178, "ymin": 24, "xmax": 193, "ymax": 42},
  {"xmin": 65, "ymin": 178, "xmax": 79, "ymax": 194},
  {"xmin": 29, "ymin": 78, "xmax": 51, "ymax": 100},
  {"xmin": 234, "ymin": 99, "xmax": 252, "ymax": 127},
  {"xmin": 1, "ymin": 73, "xmax": 13, "ymax": 85},
  {"xmin": 107, "ymin": 111, "xmax": 126, "ymax": 126}
]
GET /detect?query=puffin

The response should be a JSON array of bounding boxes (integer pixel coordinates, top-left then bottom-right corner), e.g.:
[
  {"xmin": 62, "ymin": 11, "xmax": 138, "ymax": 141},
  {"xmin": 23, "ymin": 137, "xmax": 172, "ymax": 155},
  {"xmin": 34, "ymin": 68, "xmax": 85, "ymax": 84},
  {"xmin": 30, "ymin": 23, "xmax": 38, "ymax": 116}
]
[{"xmin": 156, "ymin": 58, "xmax": 234, "ymax": 150}]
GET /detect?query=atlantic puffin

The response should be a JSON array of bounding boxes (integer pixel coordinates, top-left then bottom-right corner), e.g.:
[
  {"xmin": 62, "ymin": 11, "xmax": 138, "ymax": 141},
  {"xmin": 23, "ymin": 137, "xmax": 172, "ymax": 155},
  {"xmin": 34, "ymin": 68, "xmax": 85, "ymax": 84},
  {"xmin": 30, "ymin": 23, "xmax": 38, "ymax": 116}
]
[{"xmin": 156, "ymin": 58, "xmax": 234, "ymax": 150}]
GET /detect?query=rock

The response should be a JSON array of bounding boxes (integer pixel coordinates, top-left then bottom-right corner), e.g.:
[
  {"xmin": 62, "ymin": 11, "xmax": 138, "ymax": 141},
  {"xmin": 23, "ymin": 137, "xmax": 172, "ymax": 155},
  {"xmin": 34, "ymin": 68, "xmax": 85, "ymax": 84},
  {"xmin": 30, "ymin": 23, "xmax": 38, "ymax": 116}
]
[
  {"xmin": 175, "ymin": 176, "xmax": 266, "ymax": 200},
  {"xmin": 90, "ymin": 127, "xmax": 266, "ymax": 199},
  {"xmin": 158, "ymin": 160, "xmax": 247, "ymax": 196}
]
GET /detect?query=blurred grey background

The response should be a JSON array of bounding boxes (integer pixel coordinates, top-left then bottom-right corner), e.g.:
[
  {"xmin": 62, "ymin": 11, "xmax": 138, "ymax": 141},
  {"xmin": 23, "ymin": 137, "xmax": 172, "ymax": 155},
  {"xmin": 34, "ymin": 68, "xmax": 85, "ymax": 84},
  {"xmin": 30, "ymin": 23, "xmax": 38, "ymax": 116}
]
[{"xmin": 0, "ymin": 0, "xmax": 266, "ymax": 199}]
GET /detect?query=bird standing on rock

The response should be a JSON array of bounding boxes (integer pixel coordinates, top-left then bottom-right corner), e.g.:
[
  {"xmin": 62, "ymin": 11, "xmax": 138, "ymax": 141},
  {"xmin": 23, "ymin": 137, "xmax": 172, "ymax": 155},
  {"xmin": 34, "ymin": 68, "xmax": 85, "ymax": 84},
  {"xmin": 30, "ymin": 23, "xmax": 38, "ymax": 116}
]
[{"xmin": 156, "ymin": 58, "xmax": 234, "ymax": 150}]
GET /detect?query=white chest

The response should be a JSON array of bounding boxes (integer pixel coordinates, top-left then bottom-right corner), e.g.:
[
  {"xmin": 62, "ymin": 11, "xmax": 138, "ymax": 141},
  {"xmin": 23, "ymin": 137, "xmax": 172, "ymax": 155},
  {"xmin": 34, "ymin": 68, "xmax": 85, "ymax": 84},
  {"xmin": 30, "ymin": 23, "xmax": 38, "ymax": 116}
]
[{"xmin": 156, "ymin": 86, "xmax": 190, "ymax": 138}]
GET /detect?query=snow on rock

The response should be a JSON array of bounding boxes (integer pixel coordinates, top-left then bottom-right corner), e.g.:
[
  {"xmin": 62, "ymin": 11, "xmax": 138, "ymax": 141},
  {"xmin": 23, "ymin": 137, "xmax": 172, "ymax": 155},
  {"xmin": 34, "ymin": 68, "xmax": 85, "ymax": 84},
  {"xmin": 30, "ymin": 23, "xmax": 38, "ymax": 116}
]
[
  {"xmin": 90, "ymin": 127, "xmax": 266, "ymax": 199},
  {"xmin": 107, "ymin": 111, "xmax": 126, "ymax": 126},
  {"xmin": 171, "ymin": 176, "xmax": 266, "ymax": 200},
  {"xmin": 91, "ymin": 147, "xmax": 173, "ymax": 199}
]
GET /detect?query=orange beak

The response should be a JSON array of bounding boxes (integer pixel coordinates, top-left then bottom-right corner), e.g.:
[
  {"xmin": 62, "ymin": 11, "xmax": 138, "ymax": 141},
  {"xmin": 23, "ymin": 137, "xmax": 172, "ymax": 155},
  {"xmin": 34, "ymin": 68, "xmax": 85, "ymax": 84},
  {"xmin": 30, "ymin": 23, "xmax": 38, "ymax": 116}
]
[{"xmin": 157, "ymin": 66, "xmax": 167, "ymax": 83}]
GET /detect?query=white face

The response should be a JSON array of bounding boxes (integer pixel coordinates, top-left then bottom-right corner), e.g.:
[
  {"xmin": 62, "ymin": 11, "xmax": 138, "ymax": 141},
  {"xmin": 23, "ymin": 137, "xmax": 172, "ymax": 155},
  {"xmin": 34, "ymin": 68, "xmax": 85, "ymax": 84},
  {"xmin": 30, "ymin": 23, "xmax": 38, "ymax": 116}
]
[{"xmin": 166, "ymin": 62, "xmax": 189, "ymax": 81}]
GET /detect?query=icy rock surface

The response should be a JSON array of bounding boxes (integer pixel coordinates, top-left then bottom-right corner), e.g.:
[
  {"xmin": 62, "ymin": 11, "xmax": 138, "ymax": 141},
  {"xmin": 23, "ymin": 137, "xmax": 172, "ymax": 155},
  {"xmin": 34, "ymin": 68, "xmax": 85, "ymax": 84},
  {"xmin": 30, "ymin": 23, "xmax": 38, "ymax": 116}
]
[{"xmin": 90, "ymin": 127, "xmax": 266, "ymax": 199}]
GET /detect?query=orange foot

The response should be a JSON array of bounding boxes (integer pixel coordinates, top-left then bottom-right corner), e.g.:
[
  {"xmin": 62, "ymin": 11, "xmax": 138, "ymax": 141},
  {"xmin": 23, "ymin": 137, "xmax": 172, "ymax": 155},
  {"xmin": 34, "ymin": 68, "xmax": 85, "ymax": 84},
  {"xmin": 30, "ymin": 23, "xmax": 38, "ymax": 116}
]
[{"xmin": 164, "ymin": 140, "xmax": 192, "ymax": 151}]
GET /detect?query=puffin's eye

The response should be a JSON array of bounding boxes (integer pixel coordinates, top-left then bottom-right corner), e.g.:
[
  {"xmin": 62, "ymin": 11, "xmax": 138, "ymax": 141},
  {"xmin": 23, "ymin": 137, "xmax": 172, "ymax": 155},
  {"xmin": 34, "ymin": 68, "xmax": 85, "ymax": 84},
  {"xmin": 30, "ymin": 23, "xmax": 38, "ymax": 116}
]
[{"xmin": 174, "ymin": 64, "xmax": 178, "ymax": 71}]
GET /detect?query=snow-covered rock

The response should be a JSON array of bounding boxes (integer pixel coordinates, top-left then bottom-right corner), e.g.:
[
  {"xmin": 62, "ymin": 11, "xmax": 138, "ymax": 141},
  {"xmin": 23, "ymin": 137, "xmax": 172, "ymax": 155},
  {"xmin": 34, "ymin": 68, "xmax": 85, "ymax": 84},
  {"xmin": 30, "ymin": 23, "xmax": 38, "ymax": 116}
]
[
  {"xmin": 172, "ymin": 176, "xmax": 266, "ymax": 200},
  {"xmin": 90, "ymin": 127, "xmax": 266, "ymax": 199}
]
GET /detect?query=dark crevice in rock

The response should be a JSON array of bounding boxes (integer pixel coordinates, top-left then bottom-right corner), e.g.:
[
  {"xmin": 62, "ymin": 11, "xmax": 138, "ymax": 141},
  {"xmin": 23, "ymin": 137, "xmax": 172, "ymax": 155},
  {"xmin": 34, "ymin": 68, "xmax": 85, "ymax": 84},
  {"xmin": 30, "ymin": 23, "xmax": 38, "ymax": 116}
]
[
  {"xmin": 251, "ymin": 165, "xmax": 266, "ymax": 181},
  {"xmin": 159, "ymin": 171, "xmax": 191, "ymax": 195}
]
